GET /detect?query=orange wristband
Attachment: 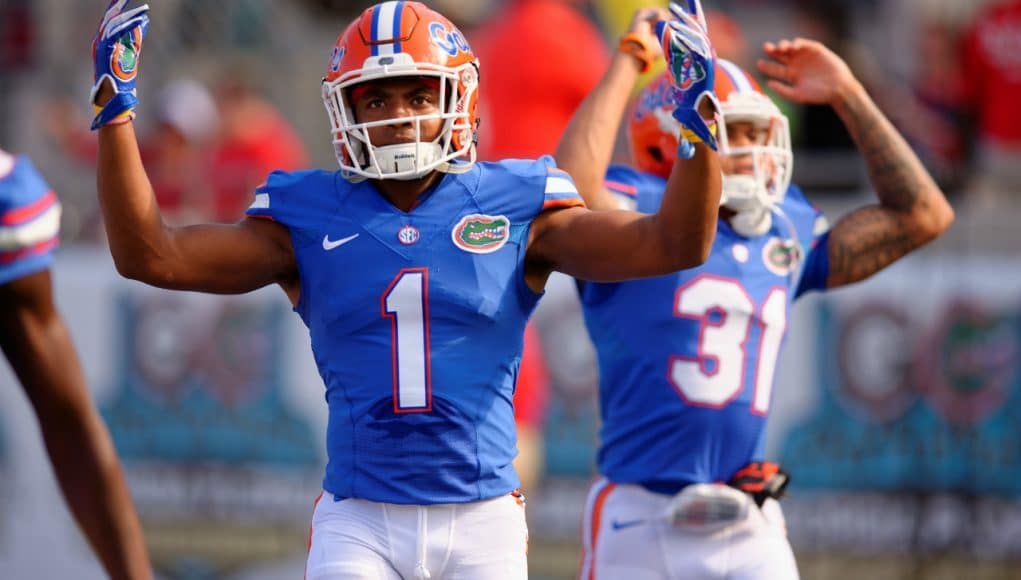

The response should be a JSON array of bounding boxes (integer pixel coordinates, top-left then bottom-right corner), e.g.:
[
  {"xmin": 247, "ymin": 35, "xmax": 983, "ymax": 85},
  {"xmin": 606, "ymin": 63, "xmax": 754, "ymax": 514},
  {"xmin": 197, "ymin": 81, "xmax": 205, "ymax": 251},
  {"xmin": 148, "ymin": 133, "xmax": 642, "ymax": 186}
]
[{"xmin": 618, "ymin": 33, "xmax": 654, "ymax": 73}]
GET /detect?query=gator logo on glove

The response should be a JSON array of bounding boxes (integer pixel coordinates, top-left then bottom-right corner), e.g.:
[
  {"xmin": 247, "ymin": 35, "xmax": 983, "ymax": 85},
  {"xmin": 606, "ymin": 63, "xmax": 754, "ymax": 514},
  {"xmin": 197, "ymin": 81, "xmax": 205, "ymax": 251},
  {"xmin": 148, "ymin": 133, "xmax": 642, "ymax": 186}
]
[
  {"xmin": 111, "ymin": 27, "xmax": 143, "ymax": 82},
  {"xmin": 655, "ymin": 0, "xmax": 719, "ymax": 156},
  {"xmin": 673, "ymin": 52, "xmax": 706, "ymax": 91}
]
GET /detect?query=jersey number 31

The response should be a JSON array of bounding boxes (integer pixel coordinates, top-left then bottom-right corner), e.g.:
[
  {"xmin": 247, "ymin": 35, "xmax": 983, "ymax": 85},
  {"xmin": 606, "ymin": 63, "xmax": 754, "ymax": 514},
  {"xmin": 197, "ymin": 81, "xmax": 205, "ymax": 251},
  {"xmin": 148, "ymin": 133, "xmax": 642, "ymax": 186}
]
[{"xmin": 669, "ymin": 276, "xmax": 787, "ymax": 415}]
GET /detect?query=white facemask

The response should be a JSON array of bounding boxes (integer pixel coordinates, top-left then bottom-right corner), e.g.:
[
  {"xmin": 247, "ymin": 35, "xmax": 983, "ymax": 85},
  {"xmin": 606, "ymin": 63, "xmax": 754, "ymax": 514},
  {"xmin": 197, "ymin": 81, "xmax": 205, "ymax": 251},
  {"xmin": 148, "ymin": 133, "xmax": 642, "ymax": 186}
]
[{"xmin": 368, "ymin": 142, "xmax": 445, "ymax": 181}]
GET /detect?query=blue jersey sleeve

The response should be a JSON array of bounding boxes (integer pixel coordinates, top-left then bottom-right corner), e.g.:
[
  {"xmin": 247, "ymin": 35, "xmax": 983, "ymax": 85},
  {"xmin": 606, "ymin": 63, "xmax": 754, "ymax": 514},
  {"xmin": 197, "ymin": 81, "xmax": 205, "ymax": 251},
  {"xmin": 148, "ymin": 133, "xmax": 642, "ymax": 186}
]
[
  {"xmin": 0, "ymin": 155, "xmax": 61, "ymax": 285},
  {"xmin": 245, "ymin": 169, "xmax": 340, "ymax": 244},
  {"xmin": 786, "ymin": 185, "xmax": 831, "ymax": 298},
  {"xmin": 605, "ymin": 164, "xmax": 668, "ymax": 214},
  {"xmin": 537, "ymin": 156, "xmax": 585, "ymax": 213},
  {"xmin": 795, "ymin": 231, "xmax": 830, "ymax": 297},
  {"xmin": 474, "ymin": 156, "xmax": 585, "ymax": 245},
  {"xmin": 604, "ymin": 165, "xmax": 641, "ymax": 210},
  {"xmin": 246, "ymin": 170, "xmax": 312, "ymax": 224}
]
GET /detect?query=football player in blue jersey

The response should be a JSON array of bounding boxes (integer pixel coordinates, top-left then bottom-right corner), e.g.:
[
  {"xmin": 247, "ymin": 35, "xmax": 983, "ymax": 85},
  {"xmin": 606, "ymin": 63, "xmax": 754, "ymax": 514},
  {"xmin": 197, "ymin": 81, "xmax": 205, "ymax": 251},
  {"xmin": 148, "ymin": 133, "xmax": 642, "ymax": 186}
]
[
  {"xmin": 0, "ymin": 147, "xmax": 152, "ymax": 580},
  {"xmin": 89, "ymin": 1, "xmax": 723, "ymax": 578},
  {"xmin": 557, "ymin": 21, "xmax": 955, "ymax": 580}
]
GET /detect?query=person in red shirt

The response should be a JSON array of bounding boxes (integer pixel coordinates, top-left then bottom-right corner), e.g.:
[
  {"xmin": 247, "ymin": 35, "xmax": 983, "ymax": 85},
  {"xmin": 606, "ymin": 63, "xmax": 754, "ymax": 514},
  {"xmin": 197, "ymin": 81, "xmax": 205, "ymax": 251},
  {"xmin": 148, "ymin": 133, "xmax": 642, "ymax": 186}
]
[
  {"xmin": 470, "ymin": 0, "xmax": 611, "ymax": 162},
  {"xmin": 961, "ymin": 0, "xmax": 1021, "ymax": 203},
  {"xmin": 470, "ymin": 0, "xmax": 611, "ymax": 492},
  {"xmin": 208, "ymin": 79, "xmax": 309, "ymax": 222}
]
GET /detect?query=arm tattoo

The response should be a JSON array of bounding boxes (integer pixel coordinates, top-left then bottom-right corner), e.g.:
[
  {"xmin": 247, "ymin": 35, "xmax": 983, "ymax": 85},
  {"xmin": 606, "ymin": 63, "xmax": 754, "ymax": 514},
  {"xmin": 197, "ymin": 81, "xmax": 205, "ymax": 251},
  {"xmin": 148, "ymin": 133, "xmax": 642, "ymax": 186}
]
[
  {"xmin": 827, "ymin": 206, "xmax": 917, "ymax": 287},
  {"xmin": 837, "ymin": 94, "xmax": 928, "ymax": 213},
  {"xmin": 825, "ymin": 85, "xmax": 948, "ymax": 288}
]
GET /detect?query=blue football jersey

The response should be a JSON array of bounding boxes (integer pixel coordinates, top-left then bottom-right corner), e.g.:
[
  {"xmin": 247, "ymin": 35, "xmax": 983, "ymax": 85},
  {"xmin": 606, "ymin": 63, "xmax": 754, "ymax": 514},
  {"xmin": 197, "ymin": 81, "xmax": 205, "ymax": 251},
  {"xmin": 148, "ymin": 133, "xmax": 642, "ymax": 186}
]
[
  {"xmin": 581, "ymin": 164, "xmax": 830, "ymax": 490},
  {"xmin": 246, "ymin": 156, "xmax": 583, "ymax": 505},
  {"xmin": 0, "ymin": 154, "xmax": 61, "ymax": 285}
]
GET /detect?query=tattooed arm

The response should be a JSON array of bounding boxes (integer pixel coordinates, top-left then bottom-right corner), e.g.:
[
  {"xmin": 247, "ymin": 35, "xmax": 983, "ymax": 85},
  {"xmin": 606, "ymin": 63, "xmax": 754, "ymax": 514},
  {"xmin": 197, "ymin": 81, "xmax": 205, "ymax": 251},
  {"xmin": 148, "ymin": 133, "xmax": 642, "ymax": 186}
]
[{"xmin": 758, "ymin": 38, "xmax": 954, "ymax": 288}]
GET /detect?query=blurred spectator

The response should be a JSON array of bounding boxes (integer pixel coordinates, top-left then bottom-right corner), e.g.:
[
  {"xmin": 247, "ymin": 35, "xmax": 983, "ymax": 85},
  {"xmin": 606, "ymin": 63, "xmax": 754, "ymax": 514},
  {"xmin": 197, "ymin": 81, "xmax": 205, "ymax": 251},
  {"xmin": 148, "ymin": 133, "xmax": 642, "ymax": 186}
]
[
  {"xmin": 429, "ymin": 0, "xmax": 498, "ymax": 28},
  {"xmin": 470, "ymin": 0, "xmax": 610, "ymax": 492},
  {"xmin": 208, "ymin": 79, "xmax": 308, "ymax": 222},
  {"xmin": 906, "ymin": 17, "xmax": 968, "ymax": 192},
  {"xmin": 45, "ymin": 75, "xmax": 307, "ymax": 225},
  {"xmin": 45, "ymin": 79, "xmax": 221, "ymax": 226},
  {"xmin": 960, "ymin": 0, "xmax": 1021, "ymax": 204},
  {"xmin": 148, "ymin": 79, "xmax": 220, "ymax": 224},
  {"xmin": 470, "ymin": 0, "xmax": 611, "ymax": 161},
  {"xmin": 0, "ymin": 0, "xmax": 34, "ymax": 72},
  {"xmin": 706, "ymin": 9, "xmax": 751, "ymax": 68}
]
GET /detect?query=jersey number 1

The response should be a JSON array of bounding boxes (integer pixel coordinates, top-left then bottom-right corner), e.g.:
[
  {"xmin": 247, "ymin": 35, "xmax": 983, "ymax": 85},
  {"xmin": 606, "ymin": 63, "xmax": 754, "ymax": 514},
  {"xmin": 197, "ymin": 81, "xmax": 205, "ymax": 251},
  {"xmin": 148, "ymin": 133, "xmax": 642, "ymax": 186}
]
[
  {"xmin": 669, "ymin": 276, "xmax": 787, "ymax": 415},
  {"xmin": 383, "ymin": 268, "xmax": 432, "ymax": 412}
]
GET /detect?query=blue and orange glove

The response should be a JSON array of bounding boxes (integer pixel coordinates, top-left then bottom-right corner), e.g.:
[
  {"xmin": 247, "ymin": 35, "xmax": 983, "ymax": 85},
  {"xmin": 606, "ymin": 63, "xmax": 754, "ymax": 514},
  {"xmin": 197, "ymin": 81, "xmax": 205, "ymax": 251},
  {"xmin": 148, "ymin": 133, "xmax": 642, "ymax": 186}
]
[
  {"xmin": 656, "ymin": 0, "xmax": 719, "ymax": 159},
  {"xmin": 90, "ymin": 0, "xmax": 150, "ymax": 130}
]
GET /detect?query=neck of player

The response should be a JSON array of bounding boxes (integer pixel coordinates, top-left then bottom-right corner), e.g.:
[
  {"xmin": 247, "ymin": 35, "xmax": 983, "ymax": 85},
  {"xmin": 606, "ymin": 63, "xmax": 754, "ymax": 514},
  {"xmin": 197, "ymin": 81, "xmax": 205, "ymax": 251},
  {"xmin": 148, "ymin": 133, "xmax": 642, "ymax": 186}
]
[{"xmin": 372, "ymin": 172, "xmax": 444, "ymax": 213}]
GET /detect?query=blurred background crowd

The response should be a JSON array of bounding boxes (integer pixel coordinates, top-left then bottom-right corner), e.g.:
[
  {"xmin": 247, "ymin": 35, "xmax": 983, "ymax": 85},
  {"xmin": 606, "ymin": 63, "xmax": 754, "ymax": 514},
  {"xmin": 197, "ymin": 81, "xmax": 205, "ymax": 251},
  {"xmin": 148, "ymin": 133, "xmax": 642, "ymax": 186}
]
[{"xmin": 1, "ymin": 0, "xmax": 1020, "ymax": 579}]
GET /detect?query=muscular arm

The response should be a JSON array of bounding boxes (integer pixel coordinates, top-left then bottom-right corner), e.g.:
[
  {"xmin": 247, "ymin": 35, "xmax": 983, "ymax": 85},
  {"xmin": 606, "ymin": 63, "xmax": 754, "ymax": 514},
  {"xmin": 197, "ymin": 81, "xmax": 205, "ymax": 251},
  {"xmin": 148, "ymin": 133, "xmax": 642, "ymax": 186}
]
[
  {"xmin": 758, "ymin": 38, "xmax": 954, "ymax": 289},
  {"xmin": 0, "ymin": 271, "xmax": 151, "ymax": 580},
  {"xmin": 824, "ymin": 80, "xmax": 955, "ymax": 287},
  {"xmin": 527, "ymin": 145, "xmax": 719, "ymax": 287},
  {"xmin": 555, "ymin": 50, "xmax": 641, "ymax": 212},
  {"xmin": 98, "ymin": 123, "xmax": 297, "ymax": 297}
]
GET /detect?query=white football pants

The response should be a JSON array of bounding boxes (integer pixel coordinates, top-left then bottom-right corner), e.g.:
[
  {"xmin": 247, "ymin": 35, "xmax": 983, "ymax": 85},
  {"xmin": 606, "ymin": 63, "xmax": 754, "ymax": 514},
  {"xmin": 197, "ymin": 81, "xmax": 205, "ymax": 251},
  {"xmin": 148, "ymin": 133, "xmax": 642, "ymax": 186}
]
[
  {"xmin": 579, "ymin": 478, "xmax": 799, "ymax": 580},
  {"xmin": 306, "ymin": 491, "xmax": 528, "ymax": 580}
]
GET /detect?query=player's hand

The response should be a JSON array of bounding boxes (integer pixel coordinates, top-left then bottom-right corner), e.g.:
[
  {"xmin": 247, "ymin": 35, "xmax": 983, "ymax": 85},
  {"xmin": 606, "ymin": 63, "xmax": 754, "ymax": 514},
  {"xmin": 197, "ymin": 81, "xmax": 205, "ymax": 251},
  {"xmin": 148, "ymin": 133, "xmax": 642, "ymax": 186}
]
[
  {"xmin": 625, "ymin": 7, "xmax": 669, "ymax": 61},
  {"xmin": 655, "ymin": 0, "xmax": 719, "ymax": 157},
  {"xmin": 90, "ymin": 0, "xmax": 150, "ymax": 130},
  {"xmin": 757, "ymin": 38, "xmax": 858, "ymax": 107}
]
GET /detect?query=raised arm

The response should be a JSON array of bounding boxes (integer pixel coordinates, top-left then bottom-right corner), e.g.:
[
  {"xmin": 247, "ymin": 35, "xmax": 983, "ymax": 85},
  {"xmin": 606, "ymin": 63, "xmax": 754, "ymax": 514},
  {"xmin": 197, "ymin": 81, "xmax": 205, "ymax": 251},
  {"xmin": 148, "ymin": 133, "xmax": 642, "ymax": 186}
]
[
  {"xmin": 91, "ymin": 2, "xmax": 296, "ymax": 297},
  {"xmin": 529, "ymin": 144, "xmax": 719, "ymax": 284},
  {"xmin": 556, "ymin": 8, "xmax": 666, "ymax": 211},
  {"xmin": 758, "ymin": 38, "xmax": 954, "ymax": 288},
  {"xmin": 98, "ymin": 122, "xmax": 296, "ymax": 295},
  {"xmin": 530, "ymin": 1, "xmax": 721, "ymax": 286}
]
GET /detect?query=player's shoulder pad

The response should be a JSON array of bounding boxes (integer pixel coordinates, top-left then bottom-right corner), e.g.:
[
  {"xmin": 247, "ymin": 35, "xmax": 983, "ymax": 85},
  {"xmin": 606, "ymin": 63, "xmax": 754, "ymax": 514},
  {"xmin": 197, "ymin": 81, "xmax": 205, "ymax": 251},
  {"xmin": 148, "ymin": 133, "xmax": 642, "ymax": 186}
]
[
  {"xmin": 475, "ymin": 155, "xmax": 584, "ymax": 220},
  {"xmin": 247, "ymin": 169, "xmax": 338, "ymax": 224}
]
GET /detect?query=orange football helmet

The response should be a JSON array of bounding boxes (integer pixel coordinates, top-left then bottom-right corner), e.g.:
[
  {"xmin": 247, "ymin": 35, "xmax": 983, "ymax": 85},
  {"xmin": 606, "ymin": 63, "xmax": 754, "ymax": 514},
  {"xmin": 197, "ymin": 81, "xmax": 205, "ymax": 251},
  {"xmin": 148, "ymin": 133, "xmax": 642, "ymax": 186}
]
[
  {"xmin": 322, "ymin": 1, "xmax": 480, "ymax": 182},
  {"xmin": 627, "ymin": 58, "xmax": 792, "ymax": 222}
]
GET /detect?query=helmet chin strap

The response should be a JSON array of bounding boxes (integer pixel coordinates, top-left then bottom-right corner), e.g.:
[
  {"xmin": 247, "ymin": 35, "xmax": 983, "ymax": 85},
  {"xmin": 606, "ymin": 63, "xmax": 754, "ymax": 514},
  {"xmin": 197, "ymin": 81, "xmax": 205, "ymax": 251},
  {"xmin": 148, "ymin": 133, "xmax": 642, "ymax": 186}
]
[
  {"xmin": 370, "ymin": 142, "xmax": 444, "ymax": 180},
  {"xmin": 730, "ymin": 208, "xmax": 773, "ymax": 237}
]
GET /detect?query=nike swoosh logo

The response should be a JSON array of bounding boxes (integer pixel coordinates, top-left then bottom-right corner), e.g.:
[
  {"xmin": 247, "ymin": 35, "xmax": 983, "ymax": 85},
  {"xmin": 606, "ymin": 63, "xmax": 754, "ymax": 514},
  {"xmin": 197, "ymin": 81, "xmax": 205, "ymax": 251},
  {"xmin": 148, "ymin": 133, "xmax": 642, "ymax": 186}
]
[
  {"xmin": 610, "ymin": 518, "xmax": 644, "ymax": 531},
  {"xmin": 323, "ymin": 233, "xmax": 359, "ymax": 250}
]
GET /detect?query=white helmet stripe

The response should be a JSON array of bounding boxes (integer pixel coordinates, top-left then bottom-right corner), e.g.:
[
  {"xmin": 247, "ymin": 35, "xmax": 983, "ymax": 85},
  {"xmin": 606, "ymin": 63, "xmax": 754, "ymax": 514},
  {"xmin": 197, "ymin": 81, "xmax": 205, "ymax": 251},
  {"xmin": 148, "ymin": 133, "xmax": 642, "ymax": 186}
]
[
  {"xmin": 373, "ymin": 1, "xmax": 400, "ymax": 56},
  {"xmin": 718, "ymin": 59, "xmax": 754, "ymax": 93}
]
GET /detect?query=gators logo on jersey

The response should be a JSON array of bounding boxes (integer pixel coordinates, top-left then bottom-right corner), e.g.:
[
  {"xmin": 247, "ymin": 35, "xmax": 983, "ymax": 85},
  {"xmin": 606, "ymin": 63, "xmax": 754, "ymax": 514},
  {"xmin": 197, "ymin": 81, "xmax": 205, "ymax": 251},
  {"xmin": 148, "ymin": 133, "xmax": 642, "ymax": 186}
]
[
  {"xmin": 762, "ymin": 237, "xmax": 801, "ymax": 277},
  {"xmin": 451, "ymin": 214, "xmax": 510, "ymax": 254}
]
